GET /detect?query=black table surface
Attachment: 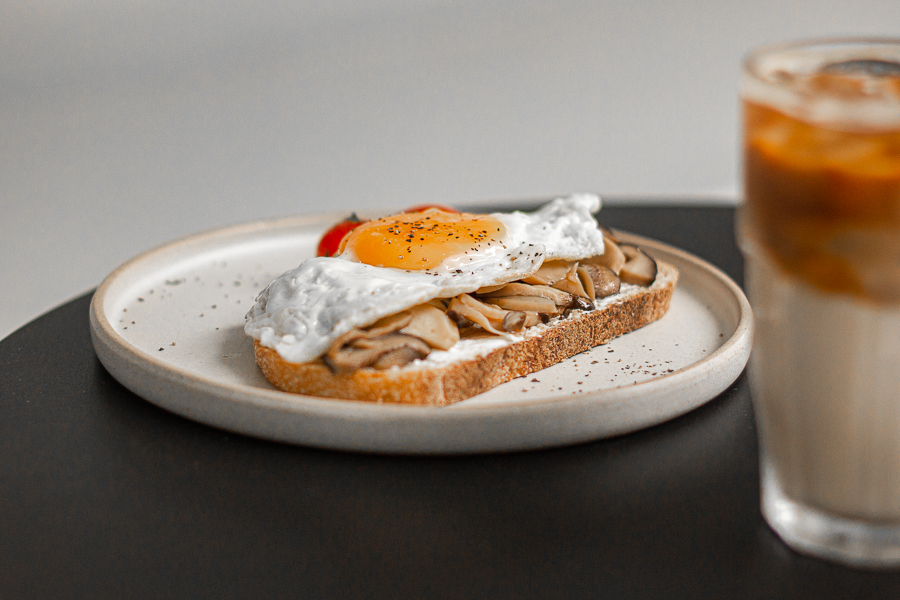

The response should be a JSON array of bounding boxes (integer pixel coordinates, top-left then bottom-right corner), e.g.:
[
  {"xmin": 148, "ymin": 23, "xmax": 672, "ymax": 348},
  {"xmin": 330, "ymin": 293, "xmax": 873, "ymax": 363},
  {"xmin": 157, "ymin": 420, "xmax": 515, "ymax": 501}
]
[{"xmin": 3, "ymin": 204, "xmax": 900, "ymax": 599}]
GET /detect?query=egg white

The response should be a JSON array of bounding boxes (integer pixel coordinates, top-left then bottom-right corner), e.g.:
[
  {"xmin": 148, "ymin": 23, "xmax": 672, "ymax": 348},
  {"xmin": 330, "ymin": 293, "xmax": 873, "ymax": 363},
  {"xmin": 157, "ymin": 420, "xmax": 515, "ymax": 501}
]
[{"xmin": 245, "ymin": 194, "xmax": 605, "ymax": 364}]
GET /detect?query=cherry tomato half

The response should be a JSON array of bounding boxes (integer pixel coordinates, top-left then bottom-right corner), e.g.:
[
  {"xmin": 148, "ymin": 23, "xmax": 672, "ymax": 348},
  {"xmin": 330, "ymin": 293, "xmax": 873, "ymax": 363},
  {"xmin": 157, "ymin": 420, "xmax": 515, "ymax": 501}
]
[{"xmin": 316, "ymin": 213, "xmax": 366, "ymax": 257}]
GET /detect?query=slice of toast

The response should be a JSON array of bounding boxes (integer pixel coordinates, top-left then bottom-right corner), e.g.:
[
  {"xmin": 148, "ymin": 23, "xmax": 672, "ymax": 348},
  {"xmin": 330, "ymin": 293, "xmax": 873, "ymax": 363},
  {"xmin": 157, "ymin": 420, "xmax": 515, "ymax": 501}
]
[{"xmin": 254, "ymin": 262, "xmax": 678, "ymax": 406}]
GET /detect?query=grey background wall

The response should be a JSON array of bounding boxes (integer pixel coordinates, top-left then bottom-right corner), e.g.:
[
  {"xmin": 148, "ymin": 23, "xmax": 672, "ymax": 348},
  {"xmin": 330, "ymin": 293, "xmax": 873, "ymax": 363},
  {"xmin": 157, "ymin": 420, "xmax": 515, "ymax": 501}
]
[{"xmin": 3, "ymin": 0, "xmax": 899, "ymax": 339}]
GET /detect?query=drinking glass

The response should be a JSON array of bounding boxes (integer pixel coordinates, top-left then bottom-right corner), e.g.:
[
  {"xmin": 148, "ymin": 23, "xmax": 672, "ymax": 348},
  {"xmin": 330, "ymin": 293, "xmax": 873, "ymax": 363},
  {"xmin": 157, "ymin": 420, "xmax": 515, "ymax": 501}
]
[{"xmin": 739, "ymin": 38, "xmax": 900, "ymax": 568}]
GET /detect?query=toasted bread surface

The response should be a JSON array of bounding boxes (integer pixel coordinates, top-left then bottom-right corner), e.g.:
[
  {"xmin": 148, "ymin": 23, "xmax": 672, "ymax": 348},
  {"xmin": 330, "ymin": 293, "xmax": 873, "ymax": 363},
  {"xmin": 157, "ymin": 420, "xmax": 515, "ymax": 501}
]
[{"xmin": 254, "ymin": 262, "xmax": 677, "ymax": 405}]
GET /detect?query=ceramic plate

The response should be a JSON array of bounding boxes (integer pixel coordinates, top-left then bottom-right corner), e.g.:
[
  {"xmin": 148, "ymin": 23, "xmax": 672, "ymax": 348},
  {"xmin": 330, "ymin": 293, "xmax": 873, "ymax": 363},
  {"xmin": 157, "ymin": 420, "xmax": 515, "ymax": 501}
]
[{"xmin": 90, "ymin": 210, "xmax": 752, "ymax": 454}]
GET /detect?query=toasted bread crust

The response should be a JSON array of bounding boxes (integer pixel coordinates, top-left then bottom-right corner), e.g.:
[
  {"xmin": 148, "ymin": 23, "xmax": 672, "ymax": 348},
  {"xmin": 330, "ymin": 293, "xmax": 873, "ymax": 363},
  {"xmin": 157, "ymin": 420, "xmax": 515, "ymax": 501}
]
[{"xmin": 254, "ymin": 262, "xmax": 677, "ymax": 405}]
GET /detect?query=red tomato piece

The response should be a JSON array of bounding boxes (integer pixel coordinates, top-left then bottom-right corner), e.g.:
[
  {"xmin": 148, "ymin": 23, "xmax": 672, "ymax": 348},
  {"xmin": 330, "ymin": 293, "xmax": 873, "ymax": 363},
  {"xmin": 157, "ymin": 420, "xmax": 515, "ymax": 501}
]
[{"xmin": 316, "ymin": 214, "xmax": 366, "ymax": 257}]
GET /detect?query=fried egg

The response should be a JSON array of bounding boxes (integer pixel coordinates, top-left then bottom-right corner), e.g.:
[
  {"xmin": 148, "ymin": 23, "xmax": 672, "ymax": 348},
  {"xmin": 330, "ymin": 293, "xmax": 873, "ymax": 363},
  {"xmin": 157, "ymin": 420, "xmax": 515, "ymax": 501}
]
[{"xmin": 245, "ymin": 194, "xmax": 605, "ymax": 364}]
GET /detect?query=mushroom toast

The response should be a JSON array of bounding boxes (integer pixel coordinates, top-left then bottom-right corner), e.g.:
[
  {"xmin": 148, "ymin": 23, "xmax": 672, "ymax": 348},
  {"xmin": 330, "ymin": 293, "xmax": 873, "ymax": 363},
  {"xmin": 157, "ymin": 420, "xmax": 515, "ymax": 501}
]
[{"xmin": 245, "ymin": 194, "xmax": 678, "ymax": 405}]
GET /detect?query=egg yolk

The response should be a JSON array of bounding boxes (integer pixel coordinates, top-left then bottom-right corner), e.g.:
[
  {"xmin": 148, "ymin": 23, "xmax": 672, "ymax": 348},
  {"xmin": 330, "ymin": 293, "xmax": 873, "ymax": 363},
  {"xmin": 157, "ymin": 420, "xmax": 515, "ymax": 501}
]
[{"xmin": 339, "ymin": 208, "xmax": 507, "ymax": 270}]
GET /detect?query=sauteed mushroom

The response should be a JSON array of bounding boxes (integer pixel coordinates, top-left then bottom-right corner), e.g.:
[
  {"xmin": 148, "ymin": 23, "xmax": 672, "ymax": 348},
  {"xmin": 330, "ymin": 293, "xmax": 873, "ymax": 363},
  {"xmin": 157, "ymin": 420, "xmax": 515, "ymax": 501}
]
[
  {"xmin": 325, "ymin": 333, "xmax": 430, "ymax": 373},
  {"xmin": 551, "ymin": 265, "xmax": 590, "ymax": 300},
  {"xmin": 323, "ymin": 304, "xmax": 451, "ymax": 373},
  {"xmin": 478, "ymin": 282, "xmax": 573, "ymax": 305},
  {"xmin": 521, "ymin": 312, "xmax": 543, "ymax": 327},
  {"xmin": 569, "ymin": 296, "xmax": 593, "ymax": 312},
  {"xmin": 579, "ymin": 264, "xmax": 621, "ymax": 299},
  {"xmin": 322, "ymin": 235, "xmax": 645, "ymax": 374},
  {"xmin": 364, "ymin": 311, "xmax": 414, "ymax": 338},
  {"xmin": 576, "ymin": 266, "xmax": 596, "ymax": 302},
  {"xmin": 584, "ymin": 238, "xmax": 626, "ymax": 275},
  {"xmin": 400, "ymin": 304, "xmax": 459, "ymax": 350},
  {"xmin": 521, "ymin": 260, "xmax": 574, "ymax": 285},
  {"xmin": 448, "ymin": 294, "xmax": 524, "ymax": 334},
  {"xmin": 484, "ymin": 295, "xmax": 560, "ymax": 315},
  {"xmin": 619, "ymin": 244, "xmax": 658, "ymax": 286},
  {"xmin": 501, "ymin": 311, "xmax": 527, "ymax": 332},
  {"xmin": 427, "ymin": 298, "xmax": 450, "ymax": 310},
  {"xmin": 474, "ymin": 283, "xmax": 507, "ymax": 294},
  {"xmin": 371, "ymin": 344, "xmax": 430, "ymax": 369}
]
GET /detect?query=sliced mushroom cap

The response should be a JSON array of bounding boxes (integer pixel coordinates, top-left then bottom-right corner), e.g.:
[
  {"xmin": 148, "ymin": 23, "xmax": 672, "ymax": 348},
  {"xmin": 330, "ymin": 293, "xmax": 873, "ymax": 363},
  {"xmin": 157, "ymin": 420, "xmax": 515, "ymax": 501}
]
[
  {"xmin": 570, "ymin": 296, "xmax": 593, "ymax": 311},
  {"xmin": 447, "ymin": 295, "xmax": 508, "ymax": 335},
  {"xmin": 326, "ymin": 327, "xmax": 368, "ymax": 351},
  {"xmin": 427, "ymin": 298, "xmax": 450, "ymax": 311},
  {"xmin": 551, "ymin": 265, "xmax": 590, "ymax": 300},
  {"xmin": 522, "ymin": 311, "xmax": 543, "ymax": 328},
  {"xmin": 324, "ymin": 343, "xmax": 382, "ymax": 373},
  {"xmin": 483, "ymin": 295, "xmax": 560, "ymax": 315},
  {"xmin": 325, "ymin": 333, "xmax": 430, "ymax": 373},
  {"xmin": 456, "ymin": 292, "xmax": 509, "ymax": 320},
  {"xmin": 400, "ymin": 303, "xmax": 459, "ymax": 350},
  {"xmin": 449, "ymin": 293, "xmax": 533, "ymax": 333},
  {"xmin": 328, "ymin": 310, "xmax": 409, "ymax": 350},
  {"xmin": 365, "ymin": 311, "xmax": 414, "ymax": 338},
  {"xmin": 576, "ymin": 266, "xmax": 596, "ymax": 302},
  {"xmin": 501, "ymin": 311, "xmax": 527, "ymax": 332},
  {"xmin": 579, "ymin": 264, "xmax": 621, "ymax": 299},
  {"xmin": 583, "ymin": 238, "xmax": 626, "ymax": 275},
  {"xmin": 478, "ymin": 282, "xmax": 573, "ymax": 305},
  {"xmin": 371, "ymin": 345, "xmax": 429, "ymax": 370},
  {"xmin": 446, "ymin": 307, "xmax": 475, "ymax": 329},
  {"xmin": 520, "ymin": 260, "xmax": 574, "ymax": 285},
  {"xmin": 474, "ymin": 283, "xmax": 507, "ymax": 295},
  {"xmin": 619, "ymin": 244, "xmax": 658, "ymax": 286}
]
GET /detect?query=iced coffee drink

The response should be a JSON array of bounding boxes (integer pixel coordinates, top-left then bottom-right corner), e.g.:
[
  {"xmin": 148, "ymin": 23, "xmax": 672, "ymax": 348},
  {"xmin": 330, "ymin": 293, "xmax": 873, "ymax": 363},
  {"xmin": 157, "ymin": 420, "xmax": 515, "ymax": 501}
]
[{"xmin": 740, "ymin": 39, "xmax": 900, "ymax": 567}]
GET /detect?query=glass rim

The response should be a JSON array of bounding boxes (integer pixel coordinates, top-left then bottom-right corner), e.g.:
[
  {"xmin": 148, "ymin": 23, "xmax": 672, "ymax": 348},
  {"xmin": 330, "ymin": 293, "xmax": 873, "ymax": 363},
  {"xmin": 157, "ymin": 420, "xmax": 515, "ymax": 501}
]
[
  {"xmin": 742, "ymin": 36, "xmax": 900, "ymax": 82},
  {"xmin": 740, "ymin": 37, "xmax": 900, "ymax": 131}
]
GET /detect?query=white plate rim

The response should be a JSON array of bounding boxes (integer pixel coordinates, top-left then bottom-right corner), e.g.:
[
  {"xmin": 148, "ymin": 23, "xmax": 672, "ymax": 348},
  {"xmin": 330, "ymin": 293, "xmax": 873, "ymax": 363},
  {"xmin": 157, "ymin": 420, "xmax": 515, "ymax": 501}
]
[{"xmin": 89, "ymin": 211, "xmax": 753, "ymax": 453}]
